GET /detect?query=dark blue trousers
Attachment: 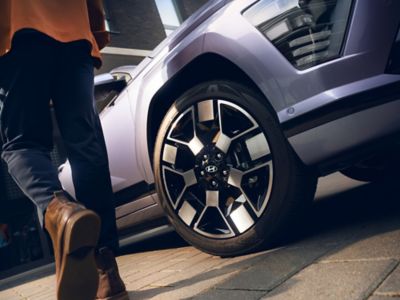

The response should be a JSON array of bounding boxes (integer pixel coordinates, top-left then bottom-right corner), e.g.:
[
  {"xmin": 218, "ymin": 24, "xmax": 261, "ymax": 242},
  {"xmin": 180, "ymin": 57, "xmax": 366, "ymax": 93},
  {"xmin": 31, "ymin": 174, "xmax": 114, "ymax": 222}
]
[{"xmin": 0, "ymin": 32, "xmax": 118, "ymax": 252}]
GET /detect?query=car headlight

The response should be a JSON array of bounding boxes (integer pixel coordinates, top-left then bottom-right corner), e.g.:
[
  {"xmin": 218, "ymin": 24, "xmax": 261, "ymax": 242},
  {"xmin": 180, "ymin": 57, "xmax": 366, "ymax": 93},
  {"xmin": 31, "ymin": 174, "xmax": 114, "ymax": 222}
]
[{"xmin": 243, "ymin": 0, "xmax": 353, "ymax": 69}]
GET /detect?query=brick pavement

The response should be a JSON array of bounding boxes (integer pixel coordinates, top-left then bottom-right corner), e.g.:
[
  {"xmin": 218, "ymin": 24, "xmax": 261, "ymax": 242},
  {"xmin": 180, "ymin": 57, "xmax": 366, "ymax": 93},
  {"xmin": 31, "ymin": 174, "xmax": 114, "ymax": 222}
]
[{"xmin": 1, "ymin": 173, "xmax": 400, "ymax": 300}]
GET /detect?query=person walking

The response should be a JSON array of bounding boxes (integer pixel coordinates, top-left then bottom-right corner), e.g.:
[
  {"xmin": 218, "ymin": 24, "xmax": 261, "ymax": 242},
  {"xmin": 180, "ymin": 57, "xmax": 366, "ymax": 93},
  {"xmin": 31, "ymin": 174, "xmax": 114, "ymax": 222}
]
[{"xmin": 0, "ymin": 1, "xmax": 129, "ymax": 299}]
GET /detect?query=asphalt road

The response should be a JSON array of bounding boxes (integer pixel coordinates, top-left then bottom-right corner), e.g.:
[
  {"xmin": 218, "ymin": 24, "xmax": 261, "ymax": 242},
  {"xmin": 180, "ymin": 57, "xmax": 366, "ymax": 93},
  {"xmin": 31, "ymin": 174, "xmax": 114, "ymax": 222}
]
[{"xmin": 1, "ymin": 172, "xmax": 400, "ymax": 299}]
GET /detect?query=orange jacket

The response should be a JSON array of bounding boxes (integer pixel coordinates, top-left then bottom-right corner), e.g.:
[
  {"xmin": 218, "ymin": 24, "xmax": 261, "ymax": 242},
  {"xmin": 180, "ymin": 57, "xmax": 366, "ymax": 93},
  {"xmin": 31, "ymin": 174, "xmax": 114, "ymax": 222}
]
[{"xmin": 0, "ymin": 0, "xmax": 109, "ymax": 61}]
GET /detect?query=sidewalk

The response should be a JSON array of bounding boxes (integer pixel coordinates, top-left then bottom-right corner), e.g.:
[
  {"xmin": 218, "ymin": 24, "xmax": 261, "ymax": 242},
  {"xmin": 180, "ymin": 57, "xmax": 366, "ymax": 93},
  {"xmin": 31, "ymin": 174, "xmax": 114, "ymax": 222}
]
[{"xmin": 1, "ymin": 173, "xmax": 400, "ymax": 300}]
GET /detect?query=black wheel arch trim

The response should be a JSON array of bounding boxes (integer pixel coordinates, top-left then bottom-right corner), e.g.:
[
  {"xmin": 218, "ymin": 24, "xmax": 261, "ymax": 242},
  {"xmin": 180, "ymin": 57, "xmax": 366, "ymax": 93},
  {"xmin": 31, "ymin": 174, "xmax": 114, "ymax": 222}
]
[{"xmin": 283, "ymin": 80, "xmax": 400, "ymax": 138}]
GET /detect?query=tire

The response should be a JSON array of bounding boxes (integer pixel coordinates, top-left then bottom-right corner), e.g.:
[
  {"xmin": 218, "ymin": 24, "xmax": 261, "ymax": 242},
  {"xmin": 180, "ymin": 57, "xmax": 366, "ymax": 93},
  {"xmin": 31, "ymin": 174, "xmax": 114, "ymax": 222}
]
[{"xmin": 154, "ymin": 80, "xmax": 317, "ymax": 256}]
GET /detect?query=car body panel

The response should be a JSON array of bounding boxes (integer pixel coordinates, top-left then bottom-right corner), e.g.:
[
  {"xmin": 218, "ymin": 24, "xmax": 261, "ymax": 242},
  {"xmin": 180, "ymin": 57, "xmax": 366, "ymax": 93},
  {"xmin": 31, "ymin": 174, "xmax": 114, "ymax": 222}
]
[
  {"xmin": 277, "ymin": 74, "xmax": 400, "ymax": 124},
  {"xmin": 289, "ymin": 96, "xmax": 400, "ymax": 167},
  {"xmin": 101, "ymin": 89, "xmax": 141, "ymax": 191}
]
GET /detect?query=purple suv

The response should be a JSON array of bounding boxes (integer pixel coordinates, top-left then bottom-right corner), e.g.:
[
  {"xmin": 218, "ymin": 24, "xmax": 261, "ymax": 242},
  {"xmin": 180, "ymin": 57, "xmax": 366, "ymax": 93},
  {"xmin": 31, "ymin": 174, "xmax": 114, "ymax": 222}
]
[{"xmin": 59, "ymin": 0, "xmax": 400, "ymax": 256}]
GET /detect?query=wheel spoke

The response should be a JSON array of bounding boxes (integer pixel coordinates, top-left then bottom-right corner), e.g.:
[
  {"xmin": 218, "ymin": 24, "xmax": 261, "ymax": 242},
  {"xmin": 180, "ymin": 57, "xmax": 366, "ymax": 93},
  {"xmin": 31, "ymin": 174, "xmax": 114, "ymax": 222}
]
[
  {"xmin": 243, "ymin": 161, "xmax": 273, "ymax": 175},
  {"xmin": 188, "ymin": 136, "xmax": 204, "ymax": 155},
  {"xmin": 217, "ymin": 100, "xmax": 259, "ymax": 141},
  {"xmin": 227, "ymin": 168, "xmax": 261, "ymax": 216},
  {"xmin": 215, "ymin": 131, "xmax": 232, "ymax": 153},
  {"xmin": 227, "ymin": 162, "xmax": 273, "ymax": 217},
  {"xmin": 167, "ymin": 107, "xmax": 195, "ymax": 144},
  {"xmin": 197, "ymin": 99, "xmax": 215, "ymax": 122},
  {"xmin": 230, "ymin": 204, "xmax": 255, "ymax": 233},
  {"xmin": 194, "ymin": 205, "xmax": 234, "ymax": 237},
  {"xmin": 192, "ymin": 190, "xmax": 235, "ymax": 237},
  {"xmin": 231, "ymin": 126, "xmax": 259, "ymax": 143},
  {"xmin": 242, "ymin": 161, "xmax": 273, "ymax": 217},
  {"xmin": 182, "ymin": 168, "xmax": 197, "ymax": 187},
  {"xmin": 178, "ymin": 201, "xmax": 197, "ymax": 226},
  {"xmin": 206, "ymin": 190, "xmax": 219, "ymax": 207},
  {"xmin": 194, "ymin": 206, "xmax": 207, "ymax": 230},
  {"xmin": 228, "ymin": 168, "xmax": 243, "ymax": 188},
  {"xmin": 244, "ymin": 132, "xmax": 271, "ymax": 161},
  {"xmin": 162, "ymin": 166, "xmax": 198, "ymax": 209},
  {"xmin": 216, "ymin": 207, "xmax": 234, "ymax": 235},
  {"xmin": 162, "ymin": 144, "xmax": 178, "ymax": 165},
  {"xmin": 167, "ymin": 106, "xmax": 205, "ymax": 155},
  {"xmin": 226, "ymin": 194, "xmax": 245, "ymax": 216}
]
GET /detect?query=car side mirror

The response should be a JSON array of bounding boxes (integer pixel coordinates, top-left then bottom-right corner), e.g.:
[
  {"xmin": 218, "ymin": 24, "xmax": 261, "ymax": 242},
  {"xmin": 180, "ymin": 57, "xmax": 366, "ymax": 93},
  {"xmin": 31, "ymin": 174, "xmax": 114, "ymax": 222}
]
[{"xmin": 94, "ymin": 76, "xmax": 127, "ymax": 112}]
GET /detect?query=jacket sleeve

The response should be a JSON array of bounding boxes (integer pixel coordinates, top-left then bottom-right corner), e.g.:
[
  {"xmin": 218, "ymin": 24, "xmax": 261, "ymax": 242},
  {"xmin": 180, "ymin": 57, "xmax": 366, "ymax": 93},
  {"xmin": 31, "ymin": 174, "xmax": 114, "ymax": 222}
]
[{"xmin": 87, "ymin": 0, "xmax": 110, "ymax": 50}]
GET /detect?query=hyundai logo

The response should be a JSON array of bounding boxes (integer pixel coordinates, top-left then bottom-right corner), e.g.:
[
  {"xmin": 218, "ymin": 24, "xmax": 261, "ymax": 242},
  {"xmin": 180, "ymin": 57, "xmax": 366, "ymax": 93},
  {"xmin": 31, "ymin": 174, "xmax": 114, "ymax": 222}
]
[{"xmin": 205, "ymin": 165, "xmax": 218, "ymax": 174}]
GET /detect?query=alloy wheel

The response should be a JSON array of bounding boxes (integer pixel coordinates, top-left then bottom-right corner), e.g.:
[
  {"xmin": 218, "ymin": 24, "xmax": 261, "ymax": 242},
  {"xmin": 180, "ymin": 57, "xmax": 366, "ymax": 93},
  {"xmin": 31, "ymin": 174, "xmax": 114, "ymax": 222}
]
[{"xmin": 160, "ymin": 99, "xmax": 273, "ymax": 238}]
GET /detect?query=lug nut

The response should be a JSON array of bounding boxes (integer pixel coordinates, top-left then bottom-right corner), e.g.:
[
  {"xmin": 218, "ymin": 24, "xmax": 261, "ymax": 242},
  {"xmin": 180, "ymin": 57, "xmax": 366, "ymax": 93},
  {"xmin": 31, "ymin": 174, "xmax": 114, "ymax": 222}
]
[
  {"xmin": 212, "ymin": 180, "xmax": 217, "ymax": 186},
  {"xmin": 200, "ymin": 170, "xmax": 205, "ymax": 176},
  {"xmin": 203, "ymin": 154, "xmax": 208, "ymax": 160},
  {"xmin": 223, "ymin": 170, "xmax": 229, "ymax": 176},
  {"xmin": 217, "ymin": 153, "xmax": 223, "ymax": 159}
]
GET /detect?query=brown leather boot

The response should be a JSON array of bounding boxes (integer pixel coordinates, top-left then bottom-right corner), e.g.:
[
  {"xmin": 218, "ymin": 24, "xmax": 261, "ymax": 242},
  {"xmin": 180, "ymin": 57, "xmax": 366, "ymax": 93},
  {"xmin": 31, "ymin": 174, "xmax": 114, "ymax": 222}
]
[
  {"xmin": 45, "ymin": 191, "xmax": 101, "ymax": 300},
  {"xmin": 95, "ymin": 247, "xmax": 129, "ymax": 300}
]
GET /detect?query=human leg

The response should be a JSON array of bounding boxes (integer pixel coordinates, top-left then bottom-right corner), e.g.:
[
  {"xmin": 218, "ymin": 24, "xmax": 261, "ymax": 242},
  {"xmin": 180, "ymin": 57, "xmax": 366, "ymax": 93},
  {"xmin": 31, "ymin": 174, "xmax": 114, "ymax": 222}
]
[
  {"xmin": 0, "ymin": 33, "xmax": 102, "ymax": 300},
  {"xmin": 51, "ymin": 41, "xmax": 128, "ymax": 300},
  {"xmin": 51, "ymin": 41, "xmax": 118, "ymax": 253},
  {"xmin": 0, "ymin": 38, "xmax": 61, "ymax": 226}
]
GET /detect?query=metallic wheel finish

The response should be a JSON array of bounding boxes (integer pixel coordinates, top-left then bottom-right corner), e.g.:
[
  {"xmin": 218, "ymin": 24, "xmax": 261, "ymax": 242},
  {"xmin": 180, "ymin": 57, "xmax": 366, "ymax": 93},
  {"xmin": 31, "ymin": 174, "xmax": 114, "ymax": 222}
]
[{"xmin": 161, "ymin": 99, "xmax": 273, "ymax": 239}]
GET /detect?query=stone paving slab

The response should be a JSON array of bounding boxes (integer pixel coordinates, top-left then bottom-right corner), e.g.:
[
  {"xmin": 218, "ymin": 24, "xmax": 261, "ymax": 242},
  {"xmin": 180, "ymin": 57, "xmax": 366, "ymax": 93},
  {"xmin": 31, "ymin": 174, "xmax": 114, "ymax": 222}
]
[
  {"xmin": 192, "ymin": 289, "xmax": 266, "ymax": 300},
  {"xmin": 260, "ymin": 260, "xmax": 397, "ymax": 300},
  {"xmin": 133, "ymin": 249, "xmax": 269, "ymax": 299},
  {"xmin": 321, "ymin": 226, "xmax": 400, "ymax": 262},
  {"xmin": 0, "ymin": 275, "xmax": 55, "ymax": 300},
  {"xmin": 134, "ymin": 271, "xmax": 237, "ymax": 300},
  {"xmin": 126, "ymin": 251, "xmax": 211, "ymax": 290},
  {"xmin": 144, "ymin": 250, "xmax": 268, "ymax": 290},
  {"xmin": 124, "ymin": 247, "xmax": 203, "ymax": 284},
  {"xmin": 211, "ymin": 244, "xmax": 331, "ymax": 292},
  {"xmin": 369, "ymin": 296, "xmax": 400, "ymax": 300},
  {"xmin": 374, "ymin": 263, "xmax": 400, "ymax": 297},
  {"xmin": 0, "ymin": 290, "xmax": 21, "ymax": 300}
]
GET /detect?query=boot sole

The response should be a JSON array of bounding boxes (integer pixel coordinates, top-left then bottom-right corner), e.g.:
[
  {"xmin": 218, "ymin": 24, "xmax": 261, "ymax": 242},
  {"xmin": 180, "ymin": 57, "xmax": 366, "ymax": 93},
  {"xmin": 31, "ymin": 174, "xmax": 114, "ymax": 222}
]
[{"xmin": 57, "ymin": 210, "xmax": 101, "ymax": 300}]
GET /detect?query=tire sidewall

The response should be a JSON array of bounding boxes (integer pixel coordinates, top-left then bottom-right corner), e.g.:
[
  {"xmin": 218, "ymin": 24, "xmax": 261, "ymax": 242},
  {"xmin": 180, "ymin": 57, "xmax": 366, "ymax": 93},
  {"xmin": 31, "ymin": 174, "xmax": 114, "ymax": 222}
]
[{"xmin": 154, "ymin": 80, "xmax": 301, "ymax": 256}]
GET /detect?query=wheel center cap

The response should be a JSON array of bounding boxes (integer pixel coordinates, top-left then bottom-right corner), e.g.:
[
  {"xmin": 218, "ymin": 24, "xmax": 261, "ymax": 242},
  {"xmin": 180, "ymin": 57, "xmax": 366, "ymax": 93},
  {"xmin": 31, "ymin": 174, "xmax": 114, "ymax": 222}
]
[{"xmin": 205, "ymin": 165, "xmax": 218, "ymax": 174}]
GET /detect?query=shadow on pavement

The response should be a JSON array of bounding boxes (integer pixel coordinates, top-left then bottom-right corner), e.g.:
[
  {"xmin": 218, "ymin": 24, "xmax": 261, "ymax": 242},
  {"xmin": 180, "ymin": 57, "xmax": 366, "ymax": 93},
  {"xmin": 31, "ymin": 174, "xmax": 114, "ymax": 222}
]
[
  {"xmin": 297, "ymin": 178, "xmax": 400, "ymax": 244},
  {"xmin": 124, "ymin": 176, "xmax": 400, "ymax": 256},
  {"xmin": 119, "ymin": 230, "xmax": 188, "ymax": 255},
  {"xmin": 124, "ymin": 176, "xmax": 400, "ymax": 299}
]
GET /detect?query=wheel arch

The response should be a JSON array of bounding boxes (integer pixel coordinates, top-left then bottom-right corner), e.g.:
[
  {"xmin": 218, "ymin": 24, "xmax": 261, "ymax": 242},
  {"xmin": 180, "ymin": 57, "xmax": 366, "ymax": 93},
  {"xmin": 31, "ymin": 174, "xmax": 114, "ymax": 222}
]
[
  {"xmin": 147, "ymin": 53, "xmax": 280, "ymax": 167},
  {"xmin": 151, "ymin": 79, "xmax": 318, "ymax": 256}
]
